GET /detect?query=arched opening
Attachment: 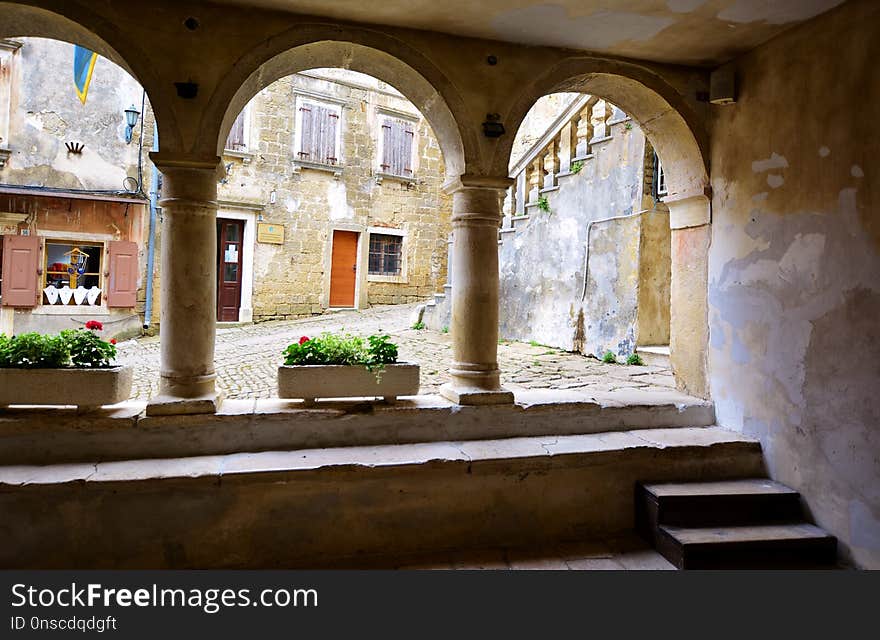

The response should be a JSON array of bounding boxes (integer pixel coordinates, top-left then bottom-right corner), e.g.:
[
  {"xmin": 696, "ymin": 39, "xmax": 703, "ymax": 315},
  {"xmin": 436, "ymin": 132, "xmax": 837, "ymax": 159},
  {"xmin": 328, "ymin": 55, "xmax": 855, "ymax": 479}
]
[
  {"xmin": 500, "ymin": 66, "xmax": 711, "ymax": 398},
  {"xmin": 0, "ymin": 28, "xmax": 161, "ymax": 346}
]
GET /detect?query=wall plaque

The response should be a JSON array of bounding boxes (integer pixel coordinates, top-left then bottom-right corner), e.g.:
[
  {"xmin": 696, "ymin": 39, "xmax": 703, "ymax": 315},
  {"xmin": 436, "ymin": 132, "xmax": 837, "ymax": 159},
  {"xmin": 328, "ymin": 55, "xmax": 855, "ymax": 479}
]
[{"xmin": 257, "ymin": 222, "xmax": 284, "ymax": 244}]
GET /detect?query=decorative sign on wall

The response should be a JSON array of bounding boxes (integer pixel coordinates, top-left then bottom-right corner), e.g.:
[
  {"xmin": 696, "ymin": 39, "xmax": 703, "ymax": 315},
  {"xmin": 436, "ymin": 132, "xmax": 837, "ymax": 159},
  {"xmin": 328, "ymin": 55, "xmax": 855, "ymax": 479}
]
[{"xmin": 257, "ymin": 222, "xmax": 284, "ymax": 244}]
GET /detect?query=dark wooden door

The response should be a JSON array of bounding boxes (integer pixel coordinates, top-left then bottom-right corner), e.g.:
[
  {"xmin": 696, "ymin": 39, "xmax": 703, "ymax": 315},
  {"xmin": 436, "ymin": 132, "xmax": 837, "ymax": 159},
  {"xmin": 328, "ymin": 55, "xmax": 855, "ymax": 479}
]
[
  {"xmin": 217, "ymin": 218, "xmax": 245, "ymax": 321},
  {"xmin": 329, "ymin": 230, "xmax": 358, "ymax": 307}
]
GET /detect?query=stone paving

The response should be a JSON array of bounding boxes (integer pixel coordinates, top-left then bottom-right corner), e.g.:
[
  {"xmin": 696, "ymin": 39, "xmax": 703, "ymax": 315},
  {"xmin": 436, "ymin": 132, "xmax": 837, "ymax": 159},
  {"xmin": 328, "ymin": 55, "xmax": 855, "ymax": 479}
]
[{"xmin": 117, "ymin": 303, "xmax": 675, "ymax": 400}]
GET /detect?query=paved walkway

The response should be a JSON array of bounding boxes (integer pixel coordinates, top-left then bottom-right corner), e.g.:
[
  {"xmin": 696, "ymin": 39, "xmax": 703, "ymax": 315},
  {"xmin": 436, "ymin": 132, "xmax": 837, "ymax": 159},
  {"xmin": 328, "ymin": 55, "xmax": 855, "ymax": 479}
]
[{"xmin": 116, "ymin": 303, "xmax": 675, "ymax": 400}]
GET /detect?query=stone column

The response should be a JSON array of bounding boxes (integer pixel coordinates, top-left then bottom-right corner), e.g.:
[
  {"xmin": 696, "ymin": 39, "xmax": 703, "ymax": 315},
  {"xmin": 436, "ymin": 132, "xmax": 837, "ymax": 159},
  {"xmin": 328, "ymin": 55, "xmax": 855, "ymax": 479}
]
[
  {"xmin": 440, "ymin": 176, "xmax": 514, "ymax": 405},
  {"xmin": 543, "ymin": 140, "xmax": 557, "ymax": 189},
  {"xmin": 528, "ymin": 158, "xmax": 542, "ymax": 204},
  {"xmin": 146, "ymin": 154, "xmax": 224, "ymax": 415},
  {"xmin": 575, "ymin": 108, "xmax": 592, "ymax": 158}
]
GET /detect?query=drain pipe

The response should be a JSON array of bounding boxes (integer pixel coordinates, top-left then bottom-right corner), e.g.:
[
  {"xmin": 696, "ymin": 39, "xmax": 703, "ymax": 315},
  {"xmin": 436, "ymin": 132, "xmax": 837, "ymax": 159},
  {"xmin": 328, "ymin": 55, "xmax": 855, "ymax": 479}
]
[{"xmin": 143, "ymin": 129, "xmax": 159, "ymax": 330}]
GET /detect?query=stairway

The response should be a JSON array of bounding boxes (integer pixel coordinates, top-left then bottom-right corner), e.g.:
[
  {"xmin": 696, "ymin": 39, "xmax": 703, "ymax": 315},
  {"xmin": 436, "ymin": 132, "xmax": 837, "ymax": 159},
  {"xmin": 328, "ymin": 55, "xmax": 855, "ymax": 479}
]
[
  {"xmin": 636, "ymin": 479, "xmax": 838, "ymax": 569},
  {"xmin": 635, "ymin": 345, "xmax": 670, "ymax": 367}
]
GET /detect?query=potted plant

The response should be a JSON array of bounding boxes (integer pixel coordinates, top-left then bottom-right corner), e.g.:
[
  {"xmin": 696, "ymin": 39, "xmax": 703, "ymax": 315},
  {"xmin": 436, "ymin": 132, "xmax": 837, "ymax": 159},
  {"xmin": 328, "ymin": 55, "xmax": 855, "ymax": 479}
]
[
  {"xmin": 0, "ymin": 320, "xmax": 132, "ymax": 410},
  {"xmin": 278, "ymin": 333, "xmax": 419, "ymax": 405}
]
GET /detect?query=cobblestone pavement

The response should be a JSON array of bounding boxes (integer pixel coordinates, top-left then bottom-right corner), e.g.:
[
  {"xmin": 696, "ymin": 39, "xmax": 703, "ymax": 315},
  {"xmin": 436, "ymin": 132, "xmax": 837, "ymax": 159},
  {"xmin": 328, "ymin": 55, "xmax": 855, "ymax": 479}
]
[{"xmin": 117, "ymin": 303, "xmax": 674, "ymax": 400}]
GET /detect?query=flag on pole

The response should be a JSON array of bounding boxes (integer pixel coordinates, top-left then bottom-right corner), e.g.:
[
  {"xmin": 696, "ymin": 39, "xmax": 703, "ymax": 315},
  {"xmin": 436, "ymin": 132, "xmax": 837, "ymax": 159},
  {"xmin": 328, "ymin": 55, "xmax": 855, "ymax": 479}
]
[{"xmin": 73, "ymin": 45, "xmax": 98, "ymax": 104}]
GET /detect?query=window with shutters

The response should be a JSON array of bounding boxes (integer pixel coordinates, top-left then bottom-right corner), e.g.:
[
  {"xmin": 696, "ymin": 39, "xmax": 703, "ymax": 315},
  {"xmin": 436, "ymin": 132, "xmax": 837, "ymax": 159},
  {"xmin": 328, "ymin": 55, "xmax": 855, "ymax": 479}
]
[
  {"xmin": 368, "ymin": 233, "xmax": 403, "ymax": 277},
  {"xmin": 377, "ymin": 113, "xmax": 416, "ymax": 179},
  {"xmin": 294, "ymin": 96, "xmax": 341, "ymax": 167},
  {"xmin": 224, "ymin": 105, "xmax": 250, "ymax": 153}
]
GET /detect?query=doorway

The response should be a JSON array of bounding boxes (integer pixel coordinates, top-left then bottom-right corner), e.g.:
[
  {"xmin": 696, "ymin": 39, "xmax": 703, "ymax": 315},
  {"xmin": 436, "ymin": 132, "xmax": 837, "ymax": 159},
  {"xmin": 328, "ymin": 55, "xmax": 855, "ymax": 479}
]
[
  {"xmin": 217, "ymin": 218, "xmax": 245, "ymax": 321},
  {"xmin": 329, "ymin": 230, "xmax": 358, "ymax": 308}
]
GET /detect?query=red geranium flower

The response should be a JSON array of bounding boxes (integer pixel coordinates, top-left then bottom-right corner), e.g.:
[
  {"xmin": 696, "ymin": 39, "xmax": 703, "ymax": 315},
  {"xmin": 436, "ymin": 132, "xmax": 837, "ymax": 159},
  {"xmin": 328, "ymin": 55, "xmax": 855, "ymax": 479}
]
[
  {"xmin": 85, "ymin": 320, "xmax": 103, "ymax": 331},
  {"xmin": 110, "ymin": 339, "xmax": 117, "ymax": 345},
  {"xmin": 299, "ymin": 336, "xmax": 309, "ymax": 345}
]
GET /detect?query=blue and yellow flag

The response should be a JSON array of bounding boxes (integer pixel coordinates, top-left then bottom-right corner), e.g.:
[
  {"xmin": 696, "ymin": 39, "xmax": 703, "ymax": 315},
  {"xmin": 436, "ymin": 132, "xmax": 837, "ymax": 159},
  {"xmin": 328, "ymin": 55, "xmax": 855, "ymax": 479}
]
[{"xmin": 73, "ymin": 45, "xmax": 98, "ymax": 104}]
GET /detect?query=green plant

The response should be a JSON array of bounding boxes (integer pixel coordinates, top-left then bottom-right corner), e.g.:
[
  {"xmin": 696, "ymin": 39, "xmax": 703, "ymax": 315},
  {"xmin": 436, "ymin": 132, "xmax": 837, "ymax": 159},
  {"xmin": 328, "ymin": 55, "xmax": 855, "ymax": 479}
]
[
  {"xmin": 528, "ymin": 340, "xmax": 541, "ymax": 347},
  {"xmin": 626, "ymin": 353, "xmax": 644, "ymax": 366},
  {"xmin": 602, "ymin": 350, "xmax": 617, "ymax": 364},
  {"xmin": 0, "ymin": 332, "xmax": 68, "ymax": 368},
  {"xmin": 411, "ymin": 320, "xmax": 426, "ymax": 330},
  {"xmin": 61, "ymin": 329, "xmax": 117, "ymax": 368},
  {"xmin": 570, "ymin": 160, "xmax": 584, "ymax": 174},
  {"xmin": 537, "ymin": 195, "xmax": 551, "ymax": 214},
  {"xmin": 624, "ymin": 122, "xmax": 633, "ymax": 131},
  {"xmin": 283, "ymin": 333, "xmax": 399, "ymax": 374},
  {"xmin": 441, "ymin": 326, "xmax": 449, "ymax": 334}
]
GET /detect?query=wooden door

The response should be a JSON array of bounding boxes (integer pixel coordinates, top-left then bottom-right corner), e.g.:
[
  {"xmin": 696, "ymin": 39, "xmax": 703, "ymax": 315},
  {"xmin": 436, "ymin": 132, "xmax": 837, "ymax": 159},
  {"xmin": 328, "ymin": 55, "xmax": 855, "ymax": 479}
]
[
  {"xmin": 329, "ymin": 230, "xmax": 358, "ymax": 307},
  {"xmin": 217, "ymin": 218, "xmax": 245, "ymax": 321}
]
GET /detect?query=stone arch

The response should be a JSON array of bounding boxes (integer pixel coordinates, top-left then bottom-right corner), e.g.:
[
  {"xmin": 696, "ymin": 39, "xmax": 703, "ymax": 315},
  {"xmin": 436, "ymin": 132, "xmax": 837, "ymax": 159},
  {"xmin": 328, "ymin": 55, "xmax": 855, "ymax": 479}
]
[
  {"xmin": 204, "ymin": 25, "xmax": 468, "ymax": 177},
  {"xmin": 0, "ymin": 2, "xmax": 178, "ymax": 150},
  {"xmin": 502, "ymin": 58, "xmax": 711, "ymax": 398}
]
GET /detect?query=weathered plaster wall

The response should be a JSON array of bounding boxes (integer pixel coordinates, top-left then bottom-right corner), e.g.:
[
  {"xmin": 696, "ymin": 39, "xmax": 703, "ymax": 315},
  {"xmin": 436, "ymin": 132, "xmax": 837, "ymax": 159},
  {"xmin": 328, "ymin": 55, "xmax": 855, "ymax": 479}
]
[
  {"xmin": 637, "ymin": 208, "xmax": 670, "ymax": 346},
  {"xmin": 0, "ymin": 38, "xmax": 147, "ymax": 191},
  {"xmin": 499, "ymin": 117, "xmax": 647, "ymax": 356},
  {"xmin": 218, "ymin": 70, "xmax": 451, "ymax": 322},
  {"xmin": 708, "ymin": 0, "xmax": 879, "ymax": 568}
]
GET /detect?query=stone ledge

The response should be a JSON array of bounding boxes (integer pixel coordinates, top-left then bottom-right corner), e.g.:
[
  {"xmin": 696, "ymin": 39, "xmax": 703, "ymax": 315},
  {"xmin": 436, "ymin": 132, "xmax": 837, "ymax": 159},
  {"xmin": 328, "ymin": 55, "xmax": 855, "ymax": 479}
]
[
  {"xmin": 0, "ymin": 427, "xmax": 762, "ymax": 568},
  {"xmin": 0, "ymin": 389, "xmax": 715, "ymax": 465}
]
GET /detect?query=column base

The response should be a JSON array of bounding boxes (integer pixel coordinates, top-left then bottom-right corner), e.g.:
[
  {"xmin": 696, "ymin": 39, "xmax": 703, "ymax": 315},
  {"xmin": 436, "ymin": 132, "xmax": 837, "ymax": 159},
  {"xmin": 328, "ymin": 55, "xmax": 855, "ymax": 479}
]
[
  {"xmin": 145, "ymin": 390, "xmax": 226, "ymax": 416},
  {"xmin": 439, "ymin": 383, "xmax": 514, "ymax": 406}
]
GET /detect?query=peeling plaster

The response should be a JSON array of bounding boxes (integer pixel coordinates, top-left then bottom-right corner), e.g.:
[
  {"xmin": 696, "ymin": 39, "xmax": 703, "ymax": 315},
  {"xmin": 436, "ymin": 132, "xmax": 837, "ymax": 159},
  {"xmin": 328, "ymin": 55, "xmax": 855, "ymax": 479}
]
[
  {"xmin": 666, "ymin": 0, "xmax": 709, "ymax": 13},
  {"xmin": 766, "ymin": 174, "xmax": 784, "ymax": 189},
  {"xmin": 851, "ymin": 165, "xmax": 864, "ymax": 178},
  {"xmin": 819, "ymin": 146, "xmax": 831, "ymax": 158},
  {"xmin": 751, "ymin": 152, "xmax": 788, "ymax": 172},
  {"xmin": 717, "ymin": 0, "xmax": 845, "ymax": 25}
]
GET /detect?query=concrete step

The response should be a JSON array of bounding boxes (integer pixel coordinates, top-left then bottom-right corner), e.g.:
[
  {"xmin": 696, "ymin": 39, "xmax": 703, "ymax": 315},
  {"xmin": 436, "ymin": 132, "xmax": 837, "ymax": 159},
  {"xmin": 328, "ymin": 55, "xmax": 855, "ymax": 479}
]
[
  {"xmin": 0, "ymin": 426, "xmax": 762, "ymax": 568},
  {"xmin": 638, "ymin": 478, "xmax": 803, "ymax": 528},
  {"xmin": 636, "ymin": 345, "xmax": 670, "ymax": 367},
  {"xmin": 656, "ymin": 523, "xmax": 837, "ymax": 569}
]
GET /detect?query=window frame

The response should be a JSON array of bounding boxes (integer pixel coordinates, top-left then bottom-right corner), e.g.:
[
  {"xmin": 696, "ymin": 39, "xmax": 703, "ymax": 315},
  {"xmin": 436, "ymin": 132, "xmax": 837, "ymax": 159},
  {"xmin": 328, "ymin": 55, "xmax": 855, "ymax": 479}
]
[
  {"xmin": 375, "ymin": 107, "xmax": 419, "ymax": 182},
  {"xmin": 366, "ymin": 227, "xmax": 408, "ymax": 284},
  {"xmin": 292, "ymin": 92, "xmax": 344, "ymax": 170},
  {"xmin": 41, "ymin": 239, "xmax": 105, "ymax": 307},
  {"xmin": 223, "ymin": 103, "xmax": 252, "ymax": 154}
]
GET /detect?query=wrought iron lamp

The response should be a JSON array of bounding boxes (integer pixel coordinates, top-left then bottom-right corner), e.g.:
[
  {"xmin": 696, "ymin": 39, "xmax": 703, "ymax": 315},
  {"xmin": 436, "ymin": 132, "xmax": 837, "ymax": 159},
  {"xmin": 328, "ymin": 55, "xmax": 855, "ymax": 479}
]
[{"xmin": 124, "ymin": 104, "xmax": 141, "ymax": 143}]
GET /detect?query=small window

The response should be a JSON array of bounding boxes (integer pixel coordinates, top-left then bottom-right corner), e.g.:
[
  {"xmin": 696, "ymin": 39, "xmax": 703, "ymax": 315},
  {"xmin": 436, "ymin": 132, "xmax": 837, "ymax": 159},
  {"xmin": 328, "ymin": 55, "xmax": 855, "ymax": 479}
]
[
  {"xmin": 368, "ymin": 234, "xmax": 403, "ymax": 276},
  {"xmin": 225, "ymin": 108, "xmax": 248, "ymax": 152},
  {"xmin": 380, "ymin": 117, "xmax": 414, "ymax": 177},
  {"xmin": 296, "ymin": 99, "xmax": 340, "ymax": 165},
  {"xmin": 652, "ymin": 152, "xmax": 668, "ymax": 199},
  {"xmin": 43, "ymin": 241, "xmax": 103, "ymax": 305}
]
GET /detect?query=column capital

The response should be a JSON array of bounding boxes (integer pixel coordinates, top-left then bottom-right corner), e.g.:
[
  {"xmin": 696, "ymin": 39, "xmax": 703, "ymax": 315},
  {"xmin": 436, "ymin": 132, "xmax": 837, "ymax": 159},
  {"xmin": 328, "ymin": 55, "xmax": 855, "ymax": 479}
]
[
  {"xmin": 149, "ymin": 152, "xmax": 223, "ymax": 174},
  {"xmin": 442, "ymin": 174, "xmax": 514, "ymax": 195}
]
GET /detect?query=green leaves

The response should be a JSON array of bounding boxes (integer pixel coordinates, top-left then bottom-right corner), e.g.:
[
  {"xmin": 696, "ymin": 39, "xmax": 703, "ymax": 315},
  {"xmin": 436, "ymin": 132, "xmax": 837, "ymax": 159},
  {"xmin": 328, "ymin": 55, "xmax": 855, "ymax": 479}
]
[
  {"xmin": 0, "ymin": 329, "xmax": 116, "ymax": 369},
  {"xmin": 283, "ymin": 333, "xmax": 399, "ymax": 370}
]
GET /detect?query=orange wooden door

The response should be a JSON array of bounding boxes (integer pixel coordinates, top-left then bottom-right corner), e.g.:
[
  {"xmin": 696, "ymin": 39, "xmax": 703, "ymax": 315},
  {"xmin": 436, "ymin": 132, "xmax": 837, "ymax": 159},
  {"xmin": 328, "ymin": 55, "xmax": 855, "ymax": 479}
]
[{"xmin": 329, "ymin": 230, "xmax": 358, "ymax": 307}]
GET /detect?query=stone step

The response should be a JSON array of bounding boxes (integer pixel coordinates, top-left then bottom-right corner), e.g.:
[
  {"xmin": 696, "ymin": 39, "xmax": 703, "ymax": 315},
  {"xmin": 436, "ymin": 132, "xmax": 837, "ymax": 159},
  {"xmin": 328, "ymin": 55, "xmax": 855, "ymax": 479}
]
[
  {"xmin": 656, "ymin": 523, "xmax": 837, "ymax": 569},
  {"xmin": 637, "ymin": 478, "xmax": 803, "ymax": 529},
  {"xmin": 636, "ymin": 345, "xmax": 670, "ymax": 367},
  {"xmin": 0, "ymin": 426, "xmax": 763, "ymax": 568}
]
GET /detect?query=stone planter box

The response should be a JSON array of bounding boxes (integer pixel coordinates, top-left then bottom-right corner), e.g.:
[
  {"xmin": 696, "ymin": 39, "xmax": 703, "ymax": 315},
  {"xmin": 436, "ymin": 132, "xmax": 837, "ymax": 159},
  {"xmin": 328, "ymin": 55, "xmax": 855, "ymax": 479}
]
[
  {"xmin": 278, "ymin": 363, "xmax": 420, "ymax": 405},
  {"xmin": 0, "ymin": 366, "xmax": 133, "ymax": 410}
]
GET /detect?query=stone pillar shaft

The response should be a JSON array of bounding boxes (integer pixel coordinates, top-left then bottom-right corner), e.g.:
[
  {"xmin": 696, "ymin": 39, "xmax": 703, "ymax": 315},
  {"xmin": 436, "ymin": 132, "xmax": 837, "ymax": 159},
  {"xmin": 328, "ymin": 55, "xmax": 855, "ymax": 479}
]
[
  {"xmin": 440, "ymin": 177, "xmax": 513, "ymax": 405},
  {"xmin": 146, "ymin": 156, "xmax": 224, "ymax": 415}
]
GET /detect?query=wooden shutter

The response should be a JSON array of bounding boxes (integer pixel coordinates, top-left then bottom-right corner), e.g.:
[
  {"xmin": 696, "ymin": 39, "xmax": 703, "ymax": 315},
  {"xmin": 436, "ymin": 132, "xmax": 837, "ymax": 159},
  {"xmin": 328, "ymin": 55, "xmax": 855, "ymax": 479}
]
[
  {"xmin": 225, "ymin": 111, "xmax": 246, "ymax": 150},
  {"xmin": 298, "ymin": 104, "xmax": 313, "ymax": 160},
  {"xmin": 1, "ymin": 234, "xmax": 40, "ymax": 307},
  {"xmin": 382, "ymin": 118, "xmax": 414, "ymax": 176},
  {"xmin": 323, "ymin": 109, "xmax": 338, "ymax": 164},
  {"xmin": 107, "ymin": 240, "xmax": 138, "ymax": 308}
]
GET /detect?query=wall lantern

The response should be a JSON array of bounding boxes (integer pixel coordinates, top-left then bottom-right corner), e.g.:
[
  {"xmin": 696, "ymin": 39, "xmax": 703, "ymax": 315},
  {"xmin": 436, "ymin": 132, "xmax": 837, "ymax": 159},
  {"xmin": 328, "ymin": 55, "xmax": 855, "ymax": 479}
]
[
  {"xmin": 124, "ymin": 104, "xmax": 141, "ymax": 144},
  {"xmin": 482, "ymin": 113, "xmax": 505, "ymax": 138}
]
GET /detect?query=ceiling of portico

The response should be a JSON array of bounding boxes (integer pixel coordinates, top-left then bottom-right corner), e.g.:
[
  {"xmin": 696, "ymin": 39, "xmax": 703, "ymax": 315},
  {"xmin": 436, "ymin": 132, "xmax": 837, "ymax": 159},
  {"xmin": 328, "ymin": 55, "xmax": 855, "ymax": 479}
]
[{"xmin": 206, "ymin": 0, "xmax": 846, "ymax": 66}]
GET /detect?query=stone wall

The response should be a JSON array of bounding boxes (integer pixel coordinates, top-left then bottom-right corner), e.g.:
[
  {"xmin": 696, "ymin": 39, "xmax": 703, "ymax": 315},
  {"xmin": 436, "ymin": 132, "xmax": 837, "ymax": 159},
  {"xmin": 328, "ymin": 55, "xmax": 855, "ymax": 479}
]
[
  {"xmin": 218, "ymin": 69, "xmax": 451, "ymax": 322},
  {"xmin": 708, "ymin": 0, "xmax": 879, "ymax": 568},
  {"xmin": 499, "ymin": 114, "xmax": 654, "ymax": 357}
]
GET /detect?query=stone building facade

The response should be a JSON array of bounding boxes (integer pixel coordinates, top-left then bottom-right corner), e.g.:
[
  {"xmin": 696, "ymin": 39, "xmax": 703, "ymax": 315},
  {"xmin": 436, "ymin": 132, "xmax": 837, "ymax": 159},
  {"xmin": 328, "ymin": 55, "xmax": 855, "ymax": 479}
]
[
  {"xmin": 215, "ymin": 68, "xmax": 451, "ymax": 323},
  {"xmin": 0, "ymin": 38, "xmax": 451, "ymax": 335}
]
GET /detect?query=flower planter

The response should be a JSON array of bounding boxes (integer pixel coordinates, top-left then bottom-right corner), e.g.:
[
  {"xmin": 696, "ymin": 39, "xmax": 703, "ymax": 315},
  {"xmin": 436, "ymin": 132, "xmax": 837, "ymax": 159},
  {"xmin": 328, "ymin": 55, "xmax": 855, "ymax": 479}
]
[
  {"xmin": 277, "ymin": 362, "xmax": 420, "ymax": 405},
  {"xmin": 0, "ymin": 366, "xmax": 133, "ymax": 410}
]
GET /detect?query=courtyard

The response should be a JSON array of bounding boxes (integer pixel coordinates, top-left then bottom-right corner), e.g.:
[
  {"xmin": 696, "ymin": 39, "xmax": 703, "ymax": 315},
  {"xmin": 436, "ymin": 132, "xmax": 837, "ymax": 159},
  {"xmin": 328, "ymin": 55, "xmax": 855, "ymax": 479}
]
[{"xmin": 116, "ymin": 303, "xmax": 675, "ymax": 400}]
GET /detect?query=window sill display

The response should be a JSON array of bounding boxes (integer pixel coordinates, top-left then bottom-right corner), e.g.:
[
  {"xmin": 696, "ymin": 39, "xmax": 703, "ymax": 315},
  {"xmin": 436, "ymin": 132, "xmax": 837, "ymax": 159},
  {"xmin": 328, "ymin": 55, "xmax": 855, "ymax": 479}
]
[
  {"xmin": 0, "ymin": 320, "xmax": 132, "ymax": 411},
  {"xmin": 43, "ymin": 285, "xmax": 102, "ymax": 306},
  {"xmin": 278, "ymin": 333, "xmax": 419, "ymax": 406}
]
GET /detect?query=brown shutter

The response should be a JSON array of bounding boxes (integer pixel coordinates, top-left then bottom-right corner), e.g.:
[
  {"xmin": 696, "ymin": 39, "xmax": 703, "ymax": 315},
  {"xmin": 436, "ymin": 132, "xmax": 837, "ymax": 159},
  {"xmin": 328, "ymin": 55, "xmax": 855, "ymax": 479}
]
[
  {"xmin": 225, "ymin": 111, "xmax": 246, "ymax": 150},
  {"xmin": 381, "ymin": 119, "xmax": 392, "ymax": 171},
  {"xmin": 107, "ymin": 240, "xmax": 138, "ymax": 308},
  {"xmin": 324, "ymin": 110, "xmax": 338, "ymax": 164},
  {"xmin": 298, "ymin": 105, "xmax": 313, "ymax": 159},
  {"xmin": 1, "ymin": 234, "xmax": 40, "ymax": 307},
  {"xmin": 403, "ymin": 126, "xmax": 414, "ymax": 173}
]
